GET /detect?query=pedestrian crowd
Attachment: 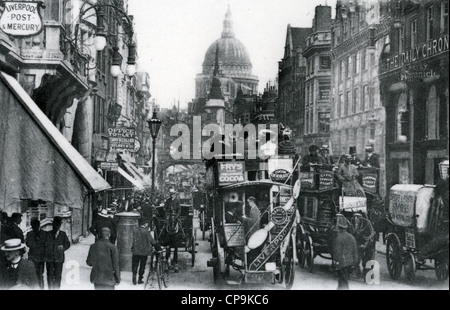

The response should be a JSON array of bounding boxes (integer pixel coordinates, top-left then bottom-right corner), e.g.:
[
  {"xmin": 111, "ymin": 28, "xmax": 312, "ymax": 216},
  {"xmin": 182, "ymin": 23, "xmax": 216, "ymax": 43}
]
[{"xmin": 0, "ymin": 215, "xmax": 70, "ymax": 290}]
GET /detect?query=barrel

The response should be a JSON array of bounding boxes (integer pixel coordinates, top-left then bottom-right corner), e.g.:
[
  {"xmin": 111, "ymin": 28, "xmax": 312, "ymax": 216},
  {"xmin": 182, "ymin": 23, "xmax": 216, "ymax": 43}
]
[{"xmin": 115, "ymin": 212, "xmax": 141, "ymax": 272}]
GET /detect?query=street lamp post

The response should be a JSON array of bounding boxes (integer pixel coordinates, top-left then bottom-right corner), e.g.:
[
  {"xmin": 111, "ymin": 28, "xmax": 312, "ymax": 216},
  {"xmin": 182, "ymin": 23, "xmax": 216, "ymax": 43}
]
[{"xmin": 148, "ymin": 111, "xmax": 162, "ymax": 192}]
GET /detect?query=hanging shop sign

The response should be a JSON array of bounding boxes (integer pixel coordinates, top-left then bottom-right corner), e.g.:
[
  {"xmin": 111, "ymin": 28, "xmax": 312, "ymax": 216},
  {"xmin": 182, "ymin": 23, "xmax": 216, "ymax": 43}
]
[
  {"xmin": 100, "ymin": 162, "xmax": 119, "ymax": 172},
  {"xmin": 108, "ymin": 127, "xmax": 136, "ymax": 152},
  {"xmin": 0, "ymin": 1, "xmax": 45, "ymax": 37}
]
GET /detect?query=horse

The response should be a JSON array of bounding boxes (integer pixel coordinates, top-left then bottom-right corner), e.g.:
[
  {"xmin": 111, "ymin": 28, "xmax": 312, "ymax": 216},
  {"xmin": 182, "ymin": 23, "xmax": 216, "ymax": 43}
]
[{"xmin": 158, "ymin": 212, "xmax": 186, "ymax": 271}]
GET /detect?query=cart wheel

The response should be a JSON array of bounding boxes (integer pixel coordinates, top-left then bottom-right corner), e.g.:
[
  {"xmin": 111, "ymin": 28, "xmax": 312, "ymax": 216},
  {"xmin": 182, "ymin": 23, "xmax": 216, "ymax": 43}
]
[
  {"xmin": 404, "ymin": 252, "xmax": 416, "ymax": 282},
  {"xmin": 435, "ymin": 257, "xmax": 449, "ymax": 281},
  {"xmin": 305, "ymin": 237, "xmax": 314, "ymax": 273},
  {"xmin": 386, "ymin": 235, "xmax": 403, "ymax": 281},
  {"xmin": 191, "ymin": 229, "xmax": 197, "ymax": 267},
  {"xmin": 283, "ymin": 237, "xmax": 295, "ymax": 290},
  {"xmin": 296, "ymin": 226, "xmax": 306, "ymax": 268},
  {"xmin": 202, "ymin": 213, "xmax": 206, "ymax": 241}
]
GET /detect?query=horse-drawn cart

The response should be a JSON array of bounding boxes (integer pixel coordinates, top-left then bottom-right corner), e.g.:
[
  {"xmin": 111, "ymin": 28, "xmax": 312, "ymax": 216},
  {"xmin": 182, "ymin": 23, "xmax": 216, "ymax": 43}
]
[
  {"xmin": 156, "ymin": 204, "xmax": 197, "ymax": 267},
  {"xmin": 386, "ymin": 184, "xmax": 448, "ymax": 282}
]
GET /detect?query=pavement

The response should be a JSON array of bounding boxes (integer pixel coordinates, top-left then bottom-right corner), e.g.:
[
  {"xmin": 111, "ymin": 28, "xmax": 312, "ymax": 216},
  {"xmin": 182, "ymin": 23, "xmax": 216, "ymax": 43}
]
[{"xmin": 61, "ymin": 234, "xmax": 144, "ymax": 291}]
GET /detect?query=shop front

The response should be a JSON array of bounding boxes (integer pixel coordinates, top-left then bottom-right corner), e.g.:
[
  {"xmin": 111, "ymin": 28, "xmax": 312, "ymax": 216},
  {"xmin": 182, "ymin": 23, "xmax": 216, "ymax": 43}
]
[
  {"xmin": 0, "ymin": 70, "xmax": 111, "ymax": 242},
  {"xmin": 380, "ymin": 33, "xmax": 449, "ymax": 191}
]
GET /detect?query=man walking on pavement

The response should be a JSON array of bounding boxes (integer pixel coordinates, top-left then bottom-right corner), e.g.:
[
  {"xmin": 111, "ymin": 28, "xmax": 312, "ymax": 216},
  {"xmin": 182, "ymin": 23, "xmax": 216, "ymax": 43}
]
[
  {"xmin": 90, "ymin": 209, "xmax": 117, "ymax": 244},
  {"xmin": 6, "ymin": 213, "xmax": 24, "ymax": 243},
  {"xmin": 44, "ymin": 216, "xmax": 70, "ymax": 290},
  {"xmin": 0, "ymin": 239, "xmax": 39, "ymax": 290},
  {"xmin": 87, "ymin": 227, "xmax": 121, "ymax": 290},
  {"xmin": 332, "ymin": 214, "xmax": 359, "ymax": 290},
  {"xmin": 131, "ymin": 218, "xmax": 161, "ymax": 285},
  {"xmin": 25, "ymin": 219, "xmax": 46, "ymax": 289}
]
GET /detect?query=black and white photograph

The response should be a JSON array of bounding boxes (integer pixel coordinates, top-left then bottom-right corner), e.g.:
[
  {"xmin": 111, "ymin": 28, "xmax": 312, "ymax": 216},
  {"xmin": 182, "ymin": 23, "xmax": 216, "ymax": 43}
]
[{"xmin": 0, "ymin": 0, "xmax": 448, "ymax": 294}]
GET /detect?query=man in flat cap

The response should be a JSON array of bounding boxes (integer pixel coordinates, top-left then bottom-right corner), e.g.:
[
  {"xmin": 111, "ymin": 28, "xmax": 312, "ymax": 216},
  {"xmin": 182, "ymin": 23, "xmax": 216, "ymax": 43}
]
[
  {"xmin": 87, "ymin": 227, "xmax": 121, "ymax": 290},
  {"xmin": 332, "ymin": 215, "xmax": 359, "ymax": 290}
]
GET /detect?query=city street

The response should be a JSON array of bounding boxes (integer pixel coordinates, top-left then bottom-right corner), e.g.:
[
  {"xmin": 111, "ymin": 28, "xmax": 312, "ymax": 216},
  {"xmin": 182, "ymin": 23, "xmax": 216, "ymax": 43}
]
[{"xmin": 60, "ymin": 216, "xmax": 448, "ymax": 291}]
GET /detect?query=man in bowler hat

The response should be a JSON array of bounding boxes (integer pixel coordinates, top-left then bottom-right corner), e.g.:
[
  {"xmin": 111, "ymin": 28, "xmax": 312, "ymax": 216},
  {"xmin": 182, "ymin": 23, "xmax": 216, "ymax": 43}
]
[
  {"xmin": 25, "ymin": 219, "xmax": 46, "ymax": 289},
  {"xmin": 44, "ymin": 216, "xmax": 70, "ymax": 290}
]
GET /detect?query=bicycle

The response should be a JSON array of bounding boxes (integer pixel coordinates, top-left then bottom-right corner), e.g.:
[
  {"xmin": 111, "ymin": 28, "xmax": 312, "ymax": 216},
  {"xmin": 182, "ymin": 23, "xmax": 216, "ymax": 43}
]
[{"xmin": 144, "ymin": 249, "xmax": 170, "ymax": 290}]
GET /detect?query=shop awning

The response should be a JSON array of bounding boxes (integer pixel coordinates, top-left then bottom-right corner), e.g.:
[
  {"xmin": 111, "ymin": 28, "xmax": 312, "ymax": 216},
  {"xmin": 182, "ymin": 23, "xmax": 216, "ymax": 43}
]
[
  {"xmin": 123, "ymin": 161, "xmax": 150, "ymax": 187},
  {"xmin": 0, "ymin": 71, "xmax": 111, "ymax": 212},
  {"xmin": 118, "ymin": 167, "xmax": 145, "ymax": 190}
]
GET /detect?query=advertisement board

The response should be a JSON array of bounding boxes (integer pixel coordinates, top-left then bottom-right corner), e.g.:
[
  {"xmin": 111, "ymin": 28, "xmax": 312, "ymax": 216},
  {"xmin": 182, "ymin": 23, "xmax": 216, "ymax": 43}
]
[
  {"xmin": 218, "ymin": 162, "xmax": 245, "ymax": 186},
  {"xmin": 108, "ymin": 127, "xmax": 136, "ymax": 152}
]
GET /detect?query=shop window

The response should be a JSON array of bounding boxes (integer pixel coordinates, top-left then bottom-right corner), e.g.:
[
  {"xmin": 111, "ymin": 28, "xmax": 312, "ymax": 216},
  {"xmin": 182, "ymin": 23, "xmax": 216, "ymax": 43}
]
[
  {"xmin": 426, "ymin": 86, "xmax": 439, "ymax": 140},
  {"xmin": 397, "ymin": 93, "xmax": 409, "ymax": 142},
  {"xmin": 439, "ymin": 88, "xmax": 449, "ymax": 139}
]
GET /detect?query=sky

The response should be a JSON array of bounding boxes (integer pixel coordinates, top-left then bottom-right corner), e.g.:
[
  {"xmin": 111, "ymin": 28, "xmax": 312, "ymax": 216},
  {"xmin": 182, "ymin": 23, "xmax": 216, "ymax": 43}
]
[{"xmin": 128, "ymin": 0, "xmax": 337, "ymax": 109}]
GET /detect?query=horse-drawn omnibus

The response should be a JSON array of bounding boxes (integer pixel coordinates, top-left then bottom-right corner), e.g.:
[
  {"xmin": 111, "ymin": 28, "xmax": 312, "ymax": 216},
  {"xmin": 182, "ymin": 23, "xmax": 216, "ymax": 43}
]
[
  {"xmin": 296, "ymin": 166, "xmax": 377, "ymax": 276},
  {"xmin": 206, "ymin": 155, "xmax": 300, "ymax": 289}
]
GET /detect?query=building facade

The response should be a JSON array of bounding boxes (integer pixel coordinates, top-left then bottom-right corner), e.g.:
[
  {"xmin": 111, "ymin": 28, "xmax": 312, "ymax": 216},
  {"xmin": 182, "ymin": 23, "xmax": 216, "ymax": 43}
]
[
  {"xmin": 330, "ymin": 0, "xmax": 390, "ymax": 197},
  {"xmin": 0, "ymin": 0, "xmax": 150, "ymax": 241},
  {"xmin": 379, "ymin": 0, "xmax": 449, "ymax": 190},
  {"xmin": 303, "ymin": 5, "xmax": 333, "ymax": 149},
  {"xmin": 278, "ymin": 25, "xmax": 312, "ymax": 153}
]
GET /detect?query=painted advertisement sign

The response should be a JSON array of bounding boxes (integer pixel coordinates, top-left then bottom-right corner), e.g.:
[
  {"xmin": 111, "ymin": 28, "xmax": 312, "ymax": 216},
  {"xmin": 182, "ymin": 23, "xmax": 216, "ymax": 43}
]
[{"xmin": 0, "ymin": 1, "xmax": 44, "ymax": 37}]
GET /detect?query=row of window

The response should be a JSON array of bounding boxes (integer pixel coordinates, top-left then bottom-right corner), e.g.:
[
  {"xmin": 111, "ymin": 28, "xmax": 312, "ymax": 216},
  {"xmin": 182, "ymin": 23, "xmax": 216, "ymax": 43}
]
[
  {"xmin": 306, "ymin": 56, "xmax": 332, "ymax": 76},
  {"xmin": 333, "ymin": 124, "xmax": 377, "ymax": 155},
  {"xmin": 332, "ymin": 84, "xmax": 375, "ymax": 119},
  {"xmin": 304, "ymin": 111, "xmax": 331, "ymax": 135},
  {"xmin": 335, "ymin": 48, "xmax": 375, "ymax": 82},
  {"xmin": 397, "ymin": 2, "xmax": 449, "ymax": 53}
]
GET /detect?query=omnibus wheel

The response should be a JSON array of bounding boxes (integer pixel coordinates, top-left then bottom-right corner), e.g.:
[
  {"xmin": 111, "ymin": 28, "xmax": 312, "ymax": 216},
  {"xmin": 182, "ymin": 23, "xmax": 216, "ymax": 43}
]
[
  {"xmin": 296, "ymin": 225, "xmax": 306, "ymax": 268},
  {"xmin": 404, "ymin": 252, "xmax": 416, "ymax": 282},
  {"xmin": 305, "ymin": 236, "xmax": 314, "ymax": 273},
  {"xmin": 435, "ymin": 257, "xmax": 449, "ymax": 281},
  {"xmin": 283, "ymin": 237, "xmax": 295, "ymax": 290},
  {"xmin": 386, "ymin": 234, "xmax": 403, "ymax": 281}
]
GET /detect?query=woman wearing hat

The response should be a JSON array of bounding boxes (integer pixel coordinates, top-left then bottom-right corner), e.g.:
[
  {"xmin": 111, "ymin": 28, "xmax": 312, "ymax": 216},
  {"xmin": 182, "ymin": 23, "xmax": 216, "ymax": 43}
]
[{"xmin": 0, "ymin": 239, "xmax": 38, "ymax": 290}]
